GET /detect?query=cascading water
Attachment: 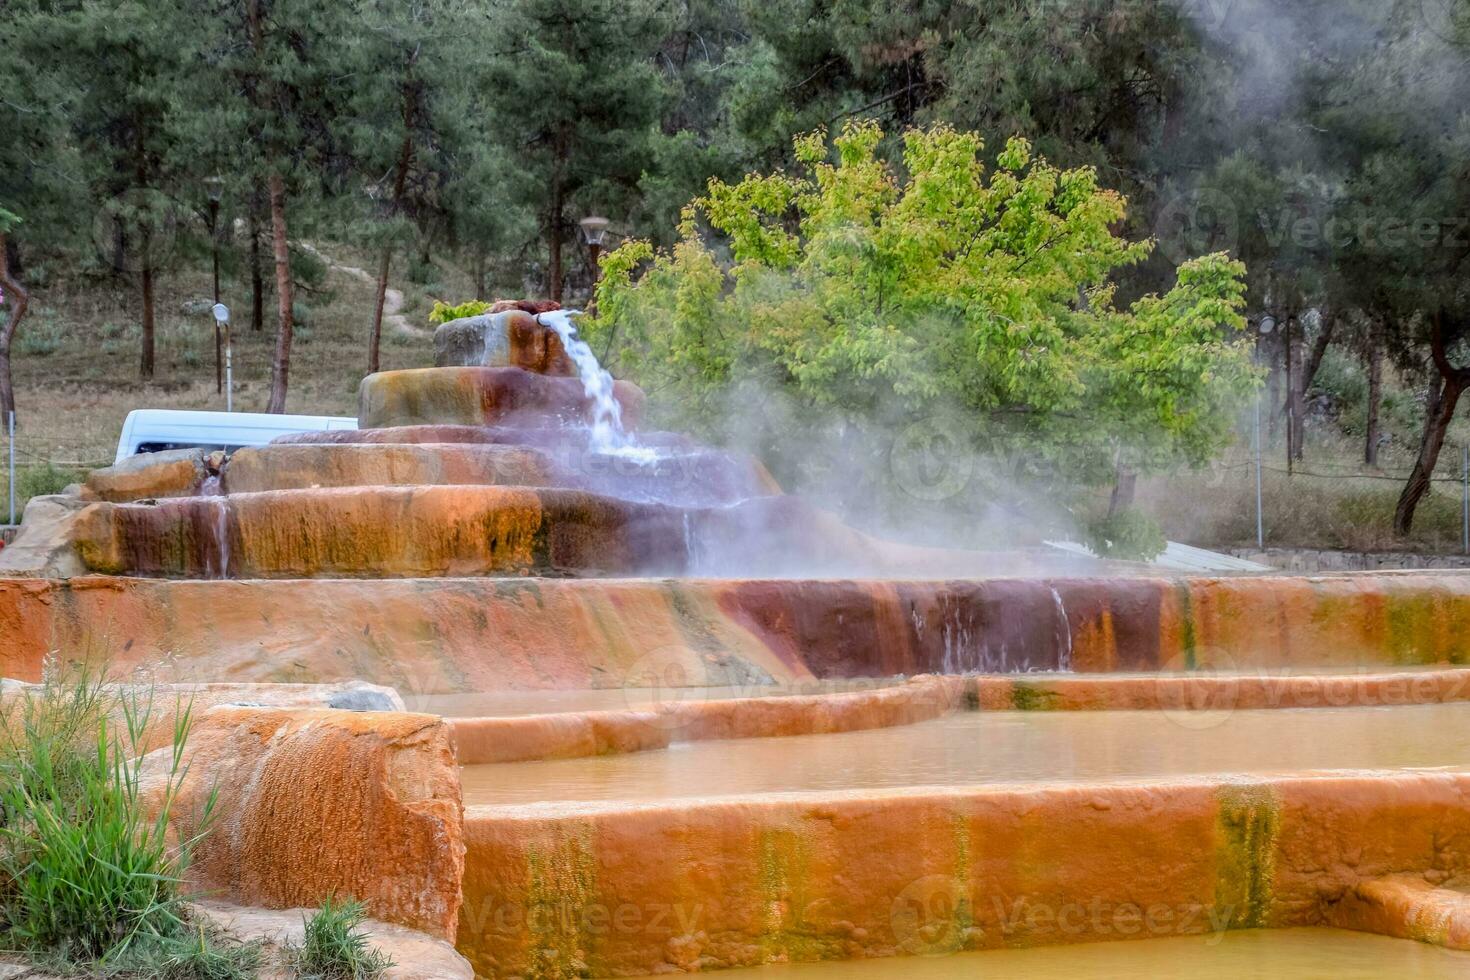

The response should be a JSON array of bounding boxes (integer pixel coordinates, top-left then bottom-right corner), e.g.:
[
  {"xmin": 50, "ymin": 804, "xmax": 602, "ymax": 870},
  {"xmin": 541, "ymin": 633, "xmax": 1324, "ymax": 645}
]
[
  {"xmin": 1050, "ymin": 587, "xmax": 1074, "ymax": 672},
  {"xmin": 537, "ymin": 310, "xmax": 658, "ymax": 461}
]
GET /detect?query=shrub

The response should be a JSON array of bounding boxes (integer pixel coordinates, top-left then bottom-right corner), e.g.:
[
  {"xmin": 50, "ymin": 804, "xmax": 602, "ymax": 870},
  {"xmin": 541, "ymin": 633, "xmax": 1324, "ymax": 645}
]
[
  {"xmin": 427, "ymin": 299, "xmax": 490, "ymax": 326},
  {"xmin": 17, "ymin": 460, "xmax": 85, "ymax": 503},
  {"xmin": 1087, "ymin": 508, "xmax": 1167, "ymax": 561},
  {"xmin": 287, "ymin": 897, "xmax": 392, "ymax": 980},
  {"xmin": 16, "ymin": 316, "xmax": 64, "ymax": 357},
  {"xmin": 405, "ymin": 256, "xmax": 439, "ymax": 287}
]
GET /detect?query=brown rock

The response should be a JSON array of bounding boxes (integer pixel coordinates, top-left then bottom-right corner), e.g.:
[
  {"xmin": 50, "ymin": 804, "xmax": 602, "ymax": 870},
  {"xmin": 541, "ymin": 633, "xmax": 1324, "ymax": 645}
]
[
  {"xmin": 0, "ymin": 494, "xmax": 90, "ymax": 577},
  {"xmin": 145, "ymin": 705, "xmax": 464, "ymax": 940},
  {"xmin": 85, "ymin": 448, "xmax": 207, "ymax": 502},
  {"xmin": 358, "ymin": 366, "xmax": 644, "ymax": 430}
]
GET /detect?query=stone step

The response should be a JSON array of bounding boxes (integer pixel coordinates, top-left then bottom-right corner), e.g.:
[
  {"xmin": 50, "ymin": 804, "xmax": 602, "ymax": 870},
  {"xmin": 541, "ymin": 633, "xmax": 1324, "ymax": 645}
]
[
  {"xmin": 357, "ymin": 366, "xmax": 645, "ymax": 429},
  {"xmin": 221, "ymin": 442, "xmax": 780, "ymax": 507},
  {"xmin": 67, "ymin": 486, "xmax": 946, "ymax": 580}
]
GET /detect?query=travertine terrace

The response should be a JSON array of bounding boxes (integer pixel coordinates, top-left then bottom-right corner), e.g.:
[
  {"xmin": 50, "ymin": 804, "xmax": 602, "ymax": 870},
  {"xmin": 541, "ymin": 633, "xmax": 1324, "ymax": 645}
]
[{"xmin": 5, "ymin": 304, "xmax": 1470, "ymax": 977}]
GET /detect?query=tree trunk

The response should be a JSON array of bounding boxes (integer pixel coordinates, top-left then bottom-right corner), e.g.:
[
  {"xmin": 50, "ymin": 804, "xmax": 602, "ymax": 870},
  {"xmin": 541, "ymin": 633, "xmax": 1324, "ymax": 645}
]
[
  {"xmin": 1365, "ymin": 324, "xmax": 1382, "ymax": 466},
  {"xmin": 0, "ymin": 230, "xmax": 30, "ymax": 423},
  {"xmin": 1107, "ymin": 465, "xmax": 1138, "ymax": 518},
  {"xmin": 548, "ymin": 204, "xmax": 563, "ymax": 303},
  {"xmin": 547, "ymin": 149, "xmax": 564, "ymax": 302},
  {"xmin": 249, "ymin": 195, "xmax": 265, "ymax": 332},
  {"xmin": 473, "ymin": 249, "xmax": 486, "ymax": 302},
  {"xmin": 1302, "ymin": 313, "xmax": 1335, "ymax": 392},
  {"xmin": 368, "ymin": 132, "xmax": 413, "ymax": 375},
  {"xmin": 1284, "ymin": 313, "xmax": 1303, "ymax": 464},
  {"xmin": 1395, "ymin": 317, "xmax": 1469, "ymax": 534},
  {"xmin": 266, "ymin": 173, "xmax": 293, "ymax": 414},
  {"xmin": 139, "ymin": 227, "xmax": 156, "ymax": 380}
]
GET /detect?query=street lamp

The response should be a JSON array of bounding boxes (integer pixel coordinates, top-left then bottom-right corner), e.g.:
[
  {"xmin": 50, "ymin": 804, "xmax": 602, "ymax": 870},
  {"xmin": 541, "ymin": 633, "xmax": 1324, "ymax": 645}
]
[
  {"xmin": 212, "ymin": 303, "xmax": 233, "ymax": 413},
  {"xmin": 579, "ymin": 215, "xmax": 610, "ymax": 310},
  {"xmin": 203, "ymin": 176, "xmax": 225, "ymax": 394}
]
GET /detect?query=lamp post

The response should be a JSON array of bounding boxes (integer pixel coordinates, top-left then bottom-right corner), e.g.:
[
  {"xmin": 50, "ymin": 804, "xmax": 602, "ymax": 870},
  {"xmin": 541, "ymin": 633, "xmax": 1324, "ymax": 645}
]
[
  {"xmin": 579, "ymin": 215, "xmax": 610, "ymax": 312},
  {"xmin": 203, "ymin": 176, "xmax": 225, "ymax": 394},
  {"xmin": 212, "ymin": 303, "xmax": 233, "ymax": 413}
]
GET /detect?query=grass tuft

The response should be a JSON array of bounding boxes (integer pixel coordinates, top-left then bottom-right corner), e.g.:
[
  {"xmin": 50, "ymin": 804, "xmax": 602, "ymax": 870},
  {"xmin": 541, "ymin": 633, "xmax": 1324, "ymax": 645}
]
[
  {"xmin": 287, "ymin": 896, "xmax": 393, "ymax": 980},
  {"xmin": 0, "ymin": 663, "xmax": 251, "ymax": 978}
]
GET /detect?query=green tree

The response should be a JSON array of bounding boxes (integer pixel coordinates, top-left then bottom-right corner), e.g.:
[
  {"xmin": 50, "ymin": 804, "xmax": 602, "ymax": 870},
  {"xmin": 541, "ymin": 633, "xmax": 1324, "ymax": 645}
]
[
  {"xmin": 481, "ymin": 0, "xmax": 672, "ymax": 303},
  {"xmin": 594, "ymin": 122, "xmax": 1258, "ymax": 510},
  {"xmin": 7, "ymin": 0, "xmax": 185, "ymax": 379}
]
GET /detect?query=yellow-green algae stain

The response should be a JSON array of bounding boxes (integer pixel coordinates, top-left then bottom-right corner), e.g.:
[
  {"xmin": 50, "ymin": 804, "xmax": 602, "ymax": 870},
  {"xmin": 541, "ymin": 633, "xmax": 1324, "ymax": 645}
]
[
  {"xmin": 1383, "ymin": 584, "xmax": 1469, "ymax": 666},
  {"xmin": 757, "ymin": 824, "xmax": 840, "ymax": 962},
  {"xmin": 1173, "ymin": 581, "xmax": 1198, "ymax": 671},
  {"xmin": 524, "ymin": 822, "xmax": 598, "ymax": 979},
  {"xmin": 1009, "ymin": 680, "xmax": 1064, "ymax": 711},
  {"xmin": 1213, "ymin": 781, "xmax": 1279, "ymax": 930}
]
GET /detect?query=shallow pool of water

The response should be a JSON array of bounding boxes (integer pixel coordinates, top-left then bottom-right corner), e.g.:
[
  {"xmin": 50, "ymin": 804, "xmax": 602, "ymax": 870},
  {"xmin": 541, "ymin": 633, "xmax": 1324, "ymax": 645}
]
[
  {"xmin": 460, "ymin": 702, "xmax": 1470, "ymax": 806},
  {"xmin": 644, "ymin": 928, "xmax": 1470, "ymax": 979}
]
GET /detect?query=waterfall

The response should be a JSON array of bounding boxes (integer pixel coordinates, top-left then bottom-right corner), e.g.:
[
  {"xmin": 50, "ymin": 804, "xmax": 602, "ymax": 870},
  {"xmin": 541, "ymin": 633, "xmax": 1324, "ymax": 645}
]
[
  {"xmin": 206, "ymin": 497, "xmax": 230, "ymax": 579},
  {"xmin": 1050, "ymin": 587, "xmax": 1073, "ymax": 672},
  {"xmin": 537, "ymin": 310, "xmax": 657, "ymax": 461}
]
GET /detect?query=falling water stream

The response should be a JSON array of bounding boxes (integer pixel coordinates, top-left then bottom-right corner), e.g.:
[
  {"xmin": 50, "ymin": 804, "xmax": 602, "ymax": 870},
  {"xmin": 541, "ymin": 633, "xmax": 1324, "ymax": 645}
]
[{"xmin": 537, "ymin": 310, "xmax": 659, "ymax": 462}]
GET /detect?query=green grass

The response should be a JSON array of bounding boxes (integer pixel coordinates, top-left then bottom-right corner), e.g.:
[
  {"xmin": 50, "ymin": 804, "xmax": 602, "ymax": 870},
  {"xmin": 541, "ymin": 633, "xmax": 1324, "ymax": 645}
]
[
  {"xmin": 287, "ymin": 897, "xmax": 392, "ymax": 980},
  {"xmin": 0, "ymin": 666, "xmax": 256, "ymax": 978}
]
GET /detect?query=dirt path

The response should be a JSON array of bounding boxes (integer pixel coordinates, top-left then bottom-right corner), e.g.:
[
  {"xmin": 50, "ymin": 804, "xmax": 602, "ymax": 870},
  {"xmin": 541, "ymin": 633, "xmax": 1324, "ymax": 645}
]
[{"xmin": 297, "ymin": 243, "xmax": 427, "ymax": 338}]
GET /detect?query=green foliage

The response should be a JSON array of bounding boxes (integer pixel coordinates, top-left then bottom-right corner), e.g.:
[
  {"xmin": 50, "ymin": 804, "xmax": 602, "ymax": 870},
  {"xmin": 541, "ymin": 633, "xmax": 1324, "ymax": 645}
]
[
  {"xmin": 1087, "ymin": 508, "xmax": 1167, "ymax": 562},
  {"xmin": 15, "ymin": 316, "xmax": 63, "ymax": 357},
  {"xmin": 0, "ymin": 666, "xmax": 234, "ymax": 975},
  {"xmin": 595, "ymin": 121, "xmax": 1259, "ymax": 491},
  {"xmin": 288, "ymin": 897, "xmax": 392, "ymax": 980},
  {"xmin": 427, "ymin": 300, "xmax": 491, "ymax": 326},
  {"xmin": 17, "ymin": 461, "xmax": 85, "ymax": 503}
]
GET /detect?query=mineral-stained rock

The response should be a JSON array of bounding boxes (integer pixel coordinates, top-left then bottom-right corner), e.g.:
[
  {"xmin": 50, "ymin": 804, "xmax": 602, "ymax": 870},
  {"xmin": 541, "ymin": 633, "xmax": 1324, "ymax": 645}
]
[
  {"xmin": 0, "ymin": 494, "xmax": 90, "ymax": 577},
  {"xmin": 432, "ymin": 310, "xmax": 576, "ymax": 374},
  {"xmin": 84, "ymin": 447, "xmax": 207, "ymax": 502},
  {"xmin": 9, "ymin": 573, "xmax": 1470, "ymax": 694},
  {"xmin": 221, "ymin": 442, "xmax": 779, "ymax": 507},
  {"xmin": 143, "ymin": 705, "xmax": 464, "ymax": 940},
  {"xmin": 271, "ymin": 423, "xmax": 698, "ymax": 452},
  {"xmin": 65, "ymin": 485, "xmax": 958, "ymax": 579},
  {"xmin": 358, "ymin": 366, "xmax": 644, "ymax": 430}
]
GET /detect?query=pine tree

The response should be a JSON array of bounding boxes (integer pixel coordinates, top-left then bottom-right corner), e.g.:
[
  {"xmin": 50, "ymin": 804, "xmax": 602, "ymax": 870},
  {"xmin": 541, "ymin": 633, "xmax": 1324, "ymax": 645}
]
[{"xmin": 481, "ymin": 0, "xmax": 672, "ymax": 302}]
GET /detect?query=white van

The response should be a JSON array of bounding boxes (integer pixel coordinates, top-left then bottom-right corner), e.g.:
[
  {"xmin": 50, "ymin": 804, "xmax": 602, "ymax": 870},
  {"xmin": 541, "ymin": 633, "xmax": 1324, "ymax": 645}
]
[{"xmin": 114, "ymin": 409, "xmax": 357, "ymax": 464}]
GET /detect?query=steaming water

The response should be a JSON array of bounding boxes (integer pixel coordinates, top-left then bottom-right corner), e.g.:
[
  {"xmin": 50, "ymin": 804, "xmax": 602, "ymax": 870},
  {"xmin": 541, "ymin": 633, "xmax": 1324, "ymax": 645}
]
[
  {"xmin": 460, "ymin": 702, "xmax": 1470, "ymax": 806},
  {"xmin": 537, "ymin": 310, "xmax": 660, "ymax": 462},
  {"xmin": 667, "ymin": 929, "xmax": 1470, "ymax": 979}
]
